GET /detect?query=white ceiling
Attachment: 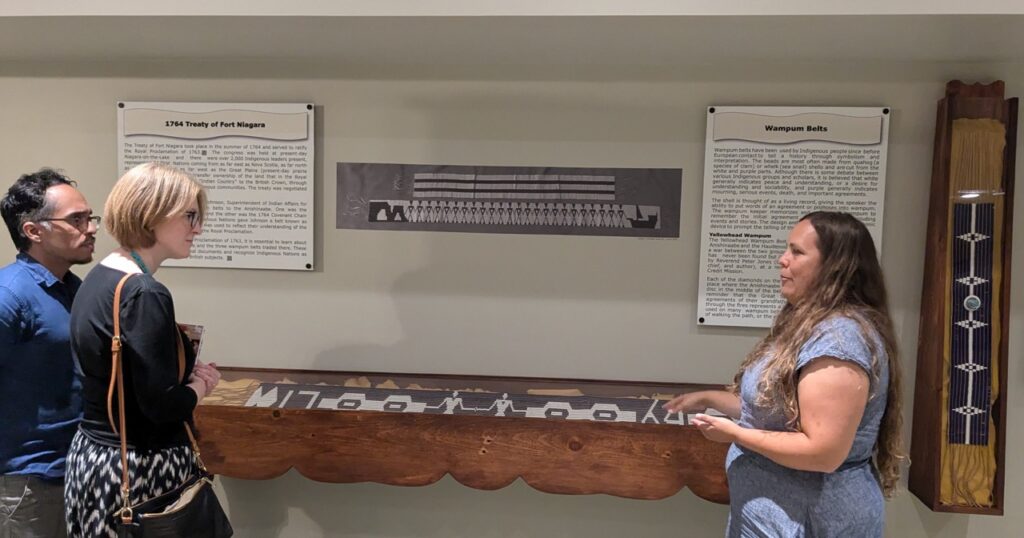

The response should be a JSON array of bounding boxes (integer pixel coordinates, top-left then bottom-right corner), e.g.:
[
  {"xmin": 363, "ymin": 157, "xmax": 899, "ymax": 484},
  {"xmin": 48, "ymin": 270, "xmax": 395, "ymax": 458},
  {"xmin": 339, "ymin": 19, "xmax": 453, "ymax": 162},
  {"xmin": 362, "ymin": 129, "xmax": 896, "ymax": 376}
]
[
  {"xmin": 1, "ymin": 15, "xmax": 1022, "ymax": 79},
  {"xmin": 5, "ymin": 0, "xmax": 1024, "ymax": 17}
]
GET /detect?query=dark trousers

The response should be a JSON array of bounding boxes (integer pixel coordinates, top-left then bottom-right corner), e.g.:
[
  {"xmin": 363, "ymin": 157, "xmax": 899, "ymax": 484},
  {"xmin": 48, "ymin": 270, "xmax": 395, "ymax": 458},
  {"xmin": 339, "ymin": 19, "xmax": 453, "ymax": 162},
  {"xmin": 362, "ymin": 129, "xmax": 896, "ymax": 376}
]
[{"xmin": 0, "ymin": 474, "xmax": 67, "ymax": 538}]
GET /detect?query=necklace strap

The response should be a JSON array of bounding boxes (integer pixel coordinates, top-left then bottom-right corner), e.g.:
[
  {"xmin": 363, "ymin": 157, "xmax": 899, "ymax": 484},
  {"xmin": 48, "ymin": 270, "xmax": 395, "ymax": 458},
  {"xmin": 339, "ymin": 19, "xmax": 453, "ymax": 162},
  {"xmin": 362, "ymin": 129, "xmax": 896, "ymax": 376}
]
[{"xmin": 129, "ymin": 251, "xmax": 150, "ymax": 275}]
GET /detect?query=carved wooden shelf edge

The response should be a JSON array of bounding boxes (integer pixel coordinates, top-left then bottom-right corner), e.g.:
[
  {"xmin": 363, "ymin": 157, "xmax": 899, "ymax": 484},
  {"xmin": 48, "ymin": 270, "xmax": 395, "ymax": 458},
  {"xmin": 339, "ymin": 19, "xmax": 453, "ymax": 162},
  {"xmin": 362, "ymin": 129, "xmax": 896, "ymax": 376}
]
[{"xmin": 193, "ymin": 368, "xmax": 730, "ymax": 504}]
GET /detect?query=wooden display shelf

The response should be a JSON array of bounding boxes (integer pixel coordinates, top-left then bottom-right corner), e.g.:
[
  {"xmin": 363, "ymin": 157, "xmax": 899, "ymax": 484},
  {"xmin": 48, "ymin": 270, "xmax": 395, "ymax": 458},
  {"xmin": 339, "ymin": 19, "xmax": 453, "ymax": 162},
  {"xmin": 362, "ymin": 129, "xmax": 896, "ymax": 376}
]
[{"xmin": 193, "ymin": 366, "xmax": 730, "ymax": 503}]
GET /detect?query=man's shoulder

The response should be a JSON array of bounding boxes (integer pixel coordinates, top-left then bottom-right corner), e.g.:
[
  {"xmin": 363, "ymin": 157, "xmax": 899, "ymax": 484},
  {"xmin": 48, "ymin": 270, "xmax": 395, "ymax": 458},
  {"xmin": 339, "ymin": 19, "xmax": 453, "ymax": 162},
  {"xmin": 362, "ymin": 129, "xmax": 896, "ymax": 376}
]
[
  {"xmin": 0, "ymin": 260, "xmax": 30, "ymax": 294},
  {"xmin": 0, "ymin": 258, "xmax": 21, "ymax": 275},
  {"xmin": 0, "ymin": 263, "xmax": 29, "ymax": 319}
]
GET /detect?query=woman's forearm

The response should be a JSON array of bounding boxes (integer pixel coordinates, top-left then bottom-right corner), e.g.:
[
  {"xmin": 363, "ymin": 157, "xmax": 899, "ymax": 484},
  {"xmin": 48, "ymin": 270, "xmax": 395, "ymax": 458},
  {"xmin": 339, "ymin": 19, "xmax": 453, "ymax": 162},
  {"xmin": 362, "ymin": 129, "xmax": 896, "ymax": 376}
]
[
  {"xmin": 731, "ymin": 427, "xmax": 850, "ymax": 473},
  {"xmin": 699, "ymin": 390, "xmax": 741, "ymax": 419}
]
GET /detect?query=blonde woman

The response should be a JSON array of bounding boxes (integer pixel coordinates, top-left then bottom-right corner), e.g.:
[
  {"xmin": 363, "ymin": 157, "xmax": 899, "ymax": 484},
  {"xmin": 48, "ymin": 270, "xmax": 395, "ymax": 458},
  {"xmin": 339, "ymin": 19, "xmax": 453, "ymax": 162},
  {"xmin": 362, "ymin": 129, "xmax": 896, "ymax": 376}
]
[
  {"xmin": 64, "ymin": 162, "xmax": 221, "ymax": 537},
  {"xmin": 665, "ymin": 211, "xmax": 904, "ymax": 537}
]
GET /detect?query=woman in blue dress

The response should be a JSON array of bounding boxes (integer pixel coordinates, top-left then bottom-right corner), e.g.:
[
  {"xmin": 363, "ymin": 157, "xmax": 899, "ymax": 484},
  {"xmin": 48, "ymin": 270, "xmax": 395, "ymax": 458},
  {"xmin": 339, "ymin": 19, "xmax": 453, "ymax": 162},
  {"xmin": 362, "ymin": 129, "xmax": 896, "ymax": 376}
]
[{"xmin": 665, "ymin": 211, "xmax": 904, "ymax": 537}]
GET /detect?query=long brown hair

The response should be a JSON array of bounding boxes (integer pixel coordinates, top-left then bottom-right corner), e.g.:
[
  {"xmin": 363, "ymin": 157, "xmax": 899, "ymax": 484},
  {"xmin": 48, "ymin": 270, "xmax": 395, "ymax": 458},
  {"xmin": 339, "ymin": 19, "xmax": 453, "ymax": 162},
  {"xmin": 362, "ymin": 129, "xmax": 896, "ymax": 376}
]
[{"xmin": 732, "ymin": 211, "xmax": 905, "ymax": 497}]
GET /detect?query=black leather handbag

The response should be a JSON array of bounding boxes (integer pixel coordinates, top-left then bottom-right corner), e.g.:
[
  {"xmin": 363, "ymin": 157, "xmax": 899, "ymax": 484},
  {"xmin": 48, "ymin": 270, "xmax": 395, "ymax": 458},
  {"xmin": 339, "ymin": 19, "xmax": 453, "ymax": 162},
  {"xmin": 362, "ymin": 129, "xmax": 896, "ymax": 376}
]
[
  {"xmin": 107, "ymin": 274, "xmax": 233, "ymax": 537},
  {"xmin": 114, "ymin": 472, "xmax": 233, "ymax": 538}
]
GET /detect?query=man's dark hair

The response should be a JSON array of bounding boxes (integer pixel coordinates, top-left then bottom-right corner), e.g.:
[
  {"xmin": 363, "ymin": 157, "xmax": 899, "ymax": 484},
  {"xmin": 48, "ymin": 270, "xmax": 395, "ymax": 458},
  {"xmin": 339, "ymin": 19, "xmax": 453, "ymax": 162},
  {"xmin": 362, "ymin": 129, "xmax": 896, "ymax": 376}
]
[{"xmin": 1, "ymin": 169, "xmax": 76, "ymax": 251}]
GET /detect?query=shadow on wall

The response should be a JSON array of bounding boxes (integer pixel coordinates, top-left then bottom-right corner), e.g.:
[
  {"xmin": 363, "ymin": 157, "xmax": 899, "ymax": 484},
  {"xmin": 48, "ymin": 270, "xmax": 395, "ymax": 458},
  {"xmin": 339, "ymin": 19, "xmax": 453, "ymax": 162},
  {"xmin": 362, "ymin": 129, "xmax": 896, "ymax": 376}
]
[
  {"xmin": 906, "ymin": 496, "xmax": 970, "ymax": 538},
  {"xmin": 219, "ymin": 471, "xmax": 729, "ymax": 538},
  {"xmin": 303, "ymin": 216, "xmax": 769, "ymax": 380}
]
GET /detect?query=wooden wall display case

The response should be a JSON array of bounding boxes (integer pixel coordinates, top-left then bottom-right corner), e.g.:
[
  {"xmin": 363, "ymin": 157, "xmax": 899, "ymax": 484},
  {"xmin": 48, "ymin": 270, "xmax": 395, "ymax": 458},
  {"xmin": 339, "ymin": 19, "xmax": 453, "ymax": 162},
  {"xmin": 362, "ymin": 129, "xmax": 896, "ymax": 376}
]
[{"xmin": 909, "ymin": 80, "xmax": 1017, "ymax": 514}]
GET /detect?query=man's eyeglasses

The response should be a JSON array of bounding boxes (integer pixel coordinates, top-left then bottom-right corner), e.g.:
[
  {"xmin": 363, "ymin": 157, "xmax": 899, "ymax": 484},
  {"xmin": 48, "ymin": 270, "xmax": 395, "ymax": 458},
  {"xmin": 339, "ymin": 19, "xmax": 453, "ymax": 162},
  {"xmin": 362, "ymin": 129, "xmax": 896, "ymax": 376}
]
[
  {"xmin": 184, "ymin": 210, "xmax": 201, "ymax": 228},
  {"xmin": 37, "ymin": 214, "xmax": 101, "ymax": 231}
]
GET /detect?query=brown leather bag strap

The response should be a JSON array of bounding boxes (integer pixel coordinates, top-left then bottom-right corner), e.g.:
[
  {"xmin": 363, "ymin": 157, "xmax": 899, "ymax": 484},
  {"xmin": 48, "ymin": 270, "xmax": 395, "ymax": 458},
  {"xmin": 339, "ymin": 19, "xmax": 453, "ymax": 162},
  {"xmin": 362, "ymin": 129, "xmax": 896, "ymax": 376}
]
[
  {"xmin": 175, "ymin": 325, "xmax": 186, "ymax": 383},
  {"xmin": 106, "ymin": 273, "xmax": 135, "ymax": 521},
  {"xmin": 106, "ymin": 273, "xmax": 134, "ymax": 435},
  {"xmin": 107, "ymin": 280, "xmax": 190, "ymax": 432},
  {"xmin": 174, "ymin": 330, "xmax": 208, "ymax": 471},
  {"xmin": 107, "ymin": 274, "xmax": 204, "ymax": 521}
]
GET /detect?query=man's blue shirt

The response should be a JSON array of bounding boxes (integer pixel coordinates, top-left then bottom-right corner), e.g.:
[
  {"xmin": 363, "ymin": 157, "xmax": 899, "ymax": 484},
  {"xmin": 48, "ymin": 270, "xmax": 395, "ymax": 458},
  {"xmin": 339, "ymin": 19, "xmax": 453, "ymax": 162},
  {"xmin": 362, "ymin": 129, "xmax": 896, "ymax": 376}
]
[{"xmin": 0, "ymin": 252, "xmax": 82, "ymax": 480}]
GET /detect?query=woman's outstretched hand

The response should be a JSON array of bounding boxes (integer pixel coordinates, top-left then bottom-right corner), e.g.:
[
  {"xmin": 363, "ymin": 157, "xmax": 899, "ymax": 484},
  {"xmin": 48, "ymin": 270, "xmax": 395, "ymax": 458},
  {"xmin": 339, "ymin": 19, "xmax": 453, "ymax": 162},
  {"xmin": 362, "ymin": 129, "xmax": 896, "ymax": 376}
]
[{"xmin": 662, "ymin": 391, "xmax": 707, "ymax": 414}]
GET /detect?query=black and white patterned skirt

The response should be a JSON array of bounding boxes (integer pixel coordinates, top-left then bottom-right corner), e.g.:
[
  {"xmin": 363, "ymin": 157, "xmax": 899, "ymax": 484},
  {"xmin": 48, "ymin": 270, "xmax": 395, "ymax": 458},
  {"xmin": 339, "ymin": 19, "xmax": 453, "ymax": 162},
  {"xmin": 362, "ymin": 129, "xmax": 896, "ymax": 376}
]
[{"xmin": 64, "ymin": 429, "xmax": 199, "ymax": 538}]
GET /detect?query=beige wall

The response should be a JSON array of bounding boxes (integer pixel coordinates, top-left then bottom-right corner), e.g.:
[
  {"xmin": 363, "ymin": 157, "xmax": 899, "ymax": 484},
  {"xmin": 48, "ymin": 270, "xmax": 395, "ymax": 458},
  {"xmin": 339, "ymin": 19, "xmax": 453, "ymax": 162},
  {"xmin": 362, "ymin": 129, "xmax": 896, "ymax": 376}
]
[{"xmin": 1, "ymin": 58, "xmax": 1021, "ymax": 537}]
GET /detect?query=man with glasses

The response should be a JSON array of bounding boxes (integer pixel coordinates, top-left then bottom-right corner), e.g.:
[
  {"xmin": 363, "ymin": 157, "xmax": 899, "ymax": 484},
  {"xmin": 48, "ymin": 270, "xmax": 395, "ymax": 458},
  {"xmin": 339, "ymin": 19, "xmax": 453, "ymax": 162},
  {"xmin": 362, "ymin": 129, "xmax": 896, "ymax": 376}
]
[{"xmin": 1, "ymin": 168, "xmax": 97, "ymax": 537}]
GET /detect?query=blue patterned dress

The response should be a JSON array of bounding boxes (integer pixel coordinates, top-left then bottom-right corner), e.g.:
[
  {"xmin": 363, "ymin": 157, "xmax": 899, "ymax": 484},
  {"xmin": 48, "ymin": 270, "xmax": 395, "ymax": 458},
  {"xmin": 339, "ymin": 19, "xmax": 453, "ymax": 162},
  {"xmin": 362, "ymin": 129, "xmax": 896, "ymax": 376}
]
[{"xmin": 726, "ymin": 315, "xmax": 889, "ymax": 537}]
